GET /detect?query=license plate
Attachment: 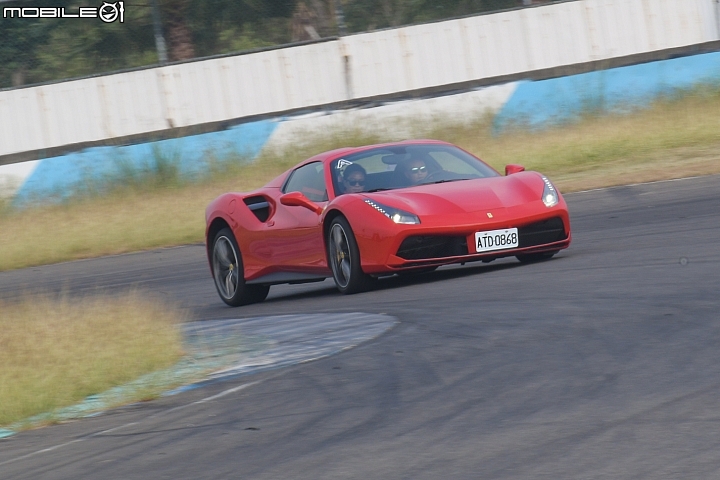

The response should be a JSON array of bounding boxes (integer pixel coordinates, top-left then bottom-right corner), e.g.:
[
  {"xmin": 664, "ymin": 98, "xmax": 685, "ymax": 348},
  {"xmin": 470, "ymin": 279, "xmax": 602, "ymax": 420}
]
[{"xmin": 474, "ymin": 228, "xmax": 519, "ymax": 253}]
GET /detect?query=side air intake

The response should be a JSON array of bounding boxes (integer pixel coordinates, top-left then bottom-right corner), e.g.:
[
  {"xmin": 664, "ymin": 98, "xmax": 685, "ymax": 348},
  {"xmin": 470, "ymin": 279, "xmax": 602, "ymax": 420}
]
[{"xmin": 243, "ymin": 196, "xmax": 271, "ymax": 222}]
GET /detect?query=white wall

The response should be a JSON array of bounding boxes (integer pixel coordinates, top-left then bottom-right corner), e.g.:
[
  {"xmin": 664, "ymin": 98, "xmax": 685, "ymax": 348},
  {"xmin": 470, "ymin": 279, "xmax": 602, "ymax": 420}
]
[
  {"xmin": 0, "ymin": 0, "xmax": 717, "ymax": 159},
  {"xmin": 265, "ymin": 83, "xmax": 520, "ymax": 152}
]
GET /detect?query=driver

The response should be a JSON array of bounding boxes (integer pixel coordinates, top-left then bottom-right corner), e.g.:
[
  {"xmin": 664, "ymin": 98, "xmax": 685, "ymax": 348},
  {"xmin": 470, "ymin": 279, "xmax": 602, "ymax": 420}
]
[{"xmin": 404, "ymin": 158, "xmax": 429, "ymax": 185}]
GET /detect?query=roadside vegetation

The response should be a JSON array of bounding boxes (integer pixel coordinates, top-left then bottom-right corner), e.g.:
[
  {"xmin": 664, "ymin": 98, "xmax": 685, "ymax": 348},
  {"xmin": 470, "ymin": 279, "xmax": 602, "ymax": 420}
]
[
  {"xmin": 0, "ymin": 0, "xmax": 521, "ymax": 88},
  {"xmin": 0, "ymin": 85, "xmax": 719, "ymax": 272},
  {"xmin": 0, "ymin": 291, "xmax": 185, "ymax": 428}
]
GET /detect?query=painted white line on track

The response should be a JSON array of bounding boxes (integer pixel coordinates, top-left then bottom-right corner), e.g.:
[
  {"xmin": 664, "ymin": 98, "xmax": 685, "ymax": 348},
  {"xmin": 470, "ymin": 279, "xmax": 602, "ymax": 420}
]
[
  {"xmin": 193, "ymin": 380, "xmax": 261, "ymax": 404},
  {"xmin": 0, "ymin": 423, "xmax": 138, "ymax": 468},
  {"xmin": 0, "ymin": 379, "xmax": 265, "ymax": 468},
  {"xmin": 0, "ymin": 440, "xmax": 84, "ymax": 468},
  {"xmin": 567, "ymin": 174, "xmax": 717, "ymax": 195}
]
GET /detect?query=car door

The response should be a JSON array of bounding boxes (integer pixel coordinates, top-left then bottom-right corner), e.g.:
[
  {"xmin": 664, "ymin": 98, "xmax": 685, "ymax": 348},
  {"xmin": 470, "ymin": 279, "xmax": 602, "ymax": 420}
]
[{"xmin": 267, "ymin": 162, "xmax": 329, "ymax": 273}]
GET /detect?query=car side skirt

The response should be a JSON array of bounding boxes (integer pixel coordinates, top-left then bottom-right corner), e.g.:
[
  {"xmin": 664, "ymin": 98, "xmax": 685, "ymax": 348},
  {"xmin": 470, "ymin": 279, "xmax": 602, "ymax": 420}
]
[{"xmin": 245, "ymin": 271, "xmax": 329, "ymax": 285}]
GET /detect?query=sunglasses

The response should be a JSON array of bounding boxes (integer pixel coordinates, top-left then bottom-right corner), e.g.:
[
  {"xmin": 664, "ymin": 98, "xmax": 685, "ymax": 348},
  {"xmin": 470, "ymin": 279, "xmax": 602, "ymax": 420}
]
[
  {"xmin": 410, "ymin": 166, "xmax": 427, "ymax": 173},
  {"xmin": 346, "ymin": 179, "xmax": 364, "ymax": 186}
]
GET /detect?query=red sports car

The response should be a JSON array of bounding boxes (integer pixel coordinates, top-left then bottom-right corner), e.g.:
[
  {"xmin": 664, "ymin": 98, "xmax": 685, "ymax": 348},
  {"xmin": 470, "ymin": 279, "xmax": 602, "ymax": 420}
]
[{"xmin": 205, "ymin": 140, "xmax": 571, "ymax": 306}]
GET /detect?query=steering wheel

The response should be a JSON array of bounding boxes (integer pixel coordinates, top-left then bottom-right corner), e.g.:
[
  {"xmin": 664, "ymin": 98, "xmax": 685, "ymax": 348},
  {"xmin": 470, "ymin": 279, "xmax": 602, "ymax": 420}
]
[{"xmin": 422, "ymin": 170, "xmax": 446, "ymax": 183}]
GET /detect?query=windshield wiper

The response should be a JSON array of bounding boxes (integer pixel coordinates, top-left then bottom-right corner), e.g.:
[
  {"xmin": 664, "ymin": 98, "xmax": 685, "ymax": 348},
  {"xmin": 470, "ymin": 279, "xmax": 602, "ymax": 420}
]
[
  {"xmin": 367, "ymin": 188, "xmax": 393, "ymax": 192},
  {"xmin": 428, "ymin": 178, "xmax": 468, "ymax": 185}
]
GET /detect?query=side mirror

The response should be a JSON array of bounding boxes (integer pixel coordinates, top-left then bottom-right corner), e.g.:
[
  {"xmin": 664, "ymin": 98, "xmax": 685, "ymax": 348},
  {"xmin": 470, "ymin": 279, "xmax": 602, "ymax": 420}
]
[
  {"xmin": 279, "ymin": 192, "xmax": 323, "ymax": 214},
  {"xmin": 505, "ymin": 164, "xmax": 525, "ymax": 175}
]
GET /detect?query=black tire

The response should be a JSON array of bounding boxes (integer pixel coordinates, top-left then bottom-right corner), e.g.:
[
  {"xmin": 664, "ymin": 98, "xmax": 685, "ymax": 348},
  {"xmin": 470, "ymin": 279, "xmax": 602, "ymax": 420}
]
[
  {"xmin": 211, "ymin": 228, "xmax": 270, "ymax": 306},
  {"xmin": 327, "ymin": 217, "xmax": 375, "ymax": 294},
  {"xmin": 516, "ymin": 250, "xmax": 559, "ymax": 264}
]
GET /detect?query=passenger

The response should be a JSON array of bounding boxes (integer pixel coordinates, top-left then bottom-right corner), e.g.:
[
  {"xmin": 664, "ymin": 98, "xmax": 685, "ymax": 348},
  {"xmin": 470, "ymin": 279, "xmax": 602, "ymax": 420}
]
[
  {"xmin": 404, "ymin": 158, "xmax": 429, "ymax": 185},
  {"xmin": 340, "ymin": 163, "xmax": 366, "ymax": 194}
]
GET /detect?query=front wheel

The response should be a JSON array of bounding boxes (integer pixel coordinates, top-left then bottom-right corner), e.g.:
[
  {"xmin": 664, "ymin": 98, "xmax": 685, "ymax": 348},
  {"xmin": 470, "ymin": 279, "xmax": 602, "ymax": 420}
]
[
  {"xmin": 327, "ymin": 217, "xmax": 375, "ymax": 294},
  {"xmin": 211, "ymin": 228, "xmax": 269, "ymax": 306},
  {"xmin": 516, "ymin": 250, "xmax": 559, "ymax": 264}
]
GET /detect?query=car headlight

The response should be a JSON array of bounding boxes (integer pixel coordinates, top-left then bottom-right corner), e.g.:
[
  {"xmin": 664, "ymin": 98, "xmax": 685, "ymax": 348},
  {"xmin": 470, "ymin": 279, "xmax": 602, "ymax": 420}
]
[
  {"xmin": 541, "ymin": 176, "xmax": 559, "ymax": 207},
  {"xmin": 364, "ymin": 199, "xmax": 420, "ymax": 224}
]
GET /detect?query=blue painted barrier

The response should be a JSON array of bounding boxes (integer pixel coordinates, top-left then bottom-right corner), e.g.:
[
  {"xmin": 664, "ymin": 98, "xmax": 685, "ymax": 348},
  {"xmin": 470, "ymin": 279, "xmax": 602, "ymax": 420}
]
[
  {"xmin": 13, "ymin": 120, "xmax": 278, "ymax": 207},
  {"xmin": 494, "ymin": 52, "xmax": 720, "ymax": 131}
]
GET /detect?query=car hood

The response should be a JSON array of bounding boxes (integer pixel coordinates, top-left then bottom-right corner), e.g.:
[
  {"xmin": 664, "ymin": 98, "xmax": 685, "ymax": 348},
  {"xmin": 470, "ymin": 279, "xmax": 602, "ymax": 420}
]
[{"xmin": 362, "ymin": 172, "xmax": 542, "ymax": 215}]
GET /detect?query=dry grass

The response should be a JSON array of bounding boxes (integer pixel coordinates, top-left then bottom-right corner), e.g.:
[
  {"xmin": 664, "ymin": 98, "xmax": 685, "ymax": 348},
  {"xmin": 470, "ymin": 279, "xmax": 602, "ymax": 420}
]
[
  {"xmin": 453, "ymin": 87, "xmax": 720, "ymax": 191},
  {"xmin": 0, "ymin": 291, "xmax": 185, "ymax": 427},
  {"xmin": 0, "ymin": 187, "xmax": 212, "ymax": 271},
  {"xmin": 0, "ymin": 87, "xmax": 719, "ymax": 271}
]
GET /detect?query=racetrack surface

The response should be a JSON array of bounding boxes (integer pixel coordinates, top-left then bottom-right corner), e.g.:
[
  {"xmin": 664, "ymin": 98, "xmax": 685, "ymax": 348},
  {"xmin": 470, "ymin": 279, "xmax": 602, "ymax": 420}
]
[{"xmin": 1, "ymin": 174, "xmax": 719, "ymax": 479}]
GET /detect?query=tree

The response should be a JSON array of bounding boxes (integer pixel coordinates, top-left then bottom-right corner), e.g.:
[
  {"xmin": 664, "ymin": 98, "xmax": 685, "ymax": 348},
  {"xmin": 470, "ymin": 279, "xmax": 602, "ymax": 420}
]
[
  {"xmin": 0, "ymin": 0, "xmax": 64, "ymax": 87},
  {"xmin": 0, "ymin": 0, "xmax": 157, "ymax": 87},
  {"xmin": 344, "ymin": 0, "xmax": 520, "ymax": 32},
  {"xmin": 161, "ymin": 0, "xmax": 195, "ymax": 61},
  {"xmin": 0, "ymin": 0, "xmax": 530, "ymax": 88}
]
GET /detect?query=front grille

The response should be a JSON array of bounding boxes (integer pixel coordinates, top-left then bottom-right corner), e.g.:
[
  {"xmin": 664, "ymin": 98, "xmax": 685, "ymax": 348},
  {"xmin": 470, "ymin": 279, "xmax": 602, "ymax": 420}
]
[
  {"xmin": 395, "ymin": 217, "xmax": 566, "ymax": 261},
  {"xmin": 518, "ymin": 217, "xmax": 566, "ymax": 247},
  {"xmin": 396, "ymin": 236, "xmax": 468, "ymax": 260}
]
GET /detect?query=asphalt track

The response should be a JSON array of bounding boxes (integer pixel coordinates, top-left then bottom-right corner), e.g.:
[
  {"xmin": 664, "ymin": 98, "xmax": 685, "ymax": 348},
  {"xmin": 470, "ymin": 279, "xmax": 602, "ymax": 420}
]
[{"xmin": 1, "ymin": 174, "xmax": 719, "ymax": 479}]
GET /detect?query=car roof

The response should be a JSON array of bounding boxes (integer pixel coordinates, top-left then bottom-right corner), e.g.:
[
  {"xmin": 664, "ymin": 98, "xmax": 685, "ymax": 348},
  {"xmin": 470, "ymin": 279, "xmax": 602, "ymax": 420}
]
[{"xmin": 314, "ymin": 139, "xmax": 452, "ymax": 164}]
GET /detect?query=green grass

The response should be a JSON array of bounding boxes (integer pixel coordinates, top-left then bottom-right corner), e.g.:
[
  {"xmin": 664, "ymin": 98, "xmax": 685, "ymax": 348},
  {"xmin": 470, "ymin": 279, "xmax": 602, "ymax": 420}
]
[
  {"xmin": 1, "ymin": 85, "xmax": 719, "ymax": 272},
  {"xmin": 0, "ymin": 291, "xmax": 185, "ymax": 427}
]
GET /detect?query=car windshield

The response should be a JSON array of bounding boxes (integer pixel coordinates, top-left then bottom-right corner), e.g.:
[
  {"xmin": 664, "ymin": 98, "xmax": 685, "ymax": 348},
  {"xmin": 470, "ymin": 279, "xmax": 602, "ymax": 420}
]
[{"xmin": 331, "ymin": 144, "xmax": 499, "ymax": 196}]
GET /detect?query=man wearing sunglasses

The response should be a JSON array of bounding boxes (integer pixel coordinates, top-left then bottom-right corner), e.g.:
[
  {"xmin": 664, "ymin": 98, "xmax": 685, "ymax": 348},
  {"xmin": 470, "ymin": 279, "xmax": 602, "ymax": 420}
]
[
  {"xmin": 404, "ymin": 158, "xmax": 429, "ymax": 185},
  {"xmin": 340, "ymin": 163, "xmax": 367, "ymax": 194}
]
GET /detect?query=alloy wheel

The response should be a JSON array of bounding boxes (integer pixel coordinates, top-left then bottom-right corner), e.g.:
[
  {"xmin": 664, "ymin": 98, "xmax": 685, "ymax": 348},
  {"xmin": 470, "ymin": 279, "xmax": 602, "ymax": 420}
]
[
  {"xmin": 329, "ymin": 223, "xmax": 352, "ymax": 288},
  {"xmin": 213, "ymin": 235, "xmax": 239, "ymax": 299}
]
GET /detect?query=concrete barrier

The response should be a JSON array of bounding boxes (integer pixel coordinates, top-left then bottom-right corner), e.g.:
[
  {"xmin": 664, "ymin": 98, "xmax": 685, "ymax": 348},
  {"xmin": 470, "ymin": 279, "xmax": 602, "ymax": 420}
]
[
  {"xmin": 0, "ymin": 85, "xmax": 518, "ymax": 206},
  {"xmin": 1, "ymin": 0, "xmax": 716, "ymax": 164},
  {"xmin": 3, "ymin": 47, "xmax": 719, "ymax": 208}
]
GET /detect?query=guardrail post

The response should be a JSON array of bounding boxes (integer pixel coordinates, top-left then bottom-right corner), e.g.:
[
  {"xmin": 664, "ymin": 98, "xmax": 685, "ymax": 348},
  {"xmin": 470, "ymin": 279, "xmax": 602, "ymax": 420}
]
[{"xmin": 151, "ymin": 0, "xmax": 168, "ymax": 64}]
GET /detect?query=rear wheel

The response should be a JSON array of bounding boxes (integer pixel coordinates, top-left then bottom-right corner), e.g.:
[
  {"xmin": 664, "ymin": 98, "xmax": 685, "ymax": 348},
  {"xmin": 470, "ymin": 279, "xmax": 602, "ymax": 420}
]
[
  {"xmin": 516, "ymin": 250, "xmax": 559, "ymax": 264},
  {"xmin": 327, "ymin": 217, "xmax": 375, "ymax": 294},
  {"xmin": 212, "ymin": 228, "xmax": 269, "ymax": 306}
]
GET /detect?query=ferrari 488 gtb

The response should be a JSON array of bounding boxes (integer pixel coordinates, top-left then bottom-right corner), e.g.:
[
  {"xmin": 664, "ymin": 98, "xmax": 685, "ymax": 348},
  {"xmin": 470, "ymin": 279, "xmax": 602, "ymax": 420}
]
[{"xmin": 206, "ymin": 140, "xmax": 571, "ymax": 306}]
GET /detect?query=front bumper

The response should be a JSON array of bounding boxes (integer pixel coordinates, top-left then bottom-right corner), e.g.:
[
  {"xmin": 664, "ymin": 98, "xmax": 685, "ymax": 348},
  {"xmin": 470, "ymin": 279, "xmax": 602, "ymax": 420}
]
[{"xmin": 356, "ymin": 209, "xmax": 571, "ymax": 273}]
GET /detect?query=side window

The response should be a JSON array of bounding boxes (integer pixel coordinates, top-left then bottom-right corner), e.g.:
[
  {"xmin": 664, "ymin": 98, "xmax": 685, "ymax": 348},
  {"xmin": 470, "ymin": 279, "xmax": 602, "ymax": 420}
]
[{"xmin": 283, "ymin": 162, "xmax": 327, "ymax": 202}]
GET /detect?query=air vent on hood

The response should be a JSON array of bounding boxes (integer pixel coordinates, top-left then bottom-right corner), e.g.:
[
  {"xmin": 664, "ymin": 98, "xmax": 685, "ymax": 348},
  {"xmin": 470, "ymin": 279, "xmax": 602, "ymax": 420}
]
[{"xmin": 243, "ymin": 196, "xmax": 271, "ymax": 222}]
